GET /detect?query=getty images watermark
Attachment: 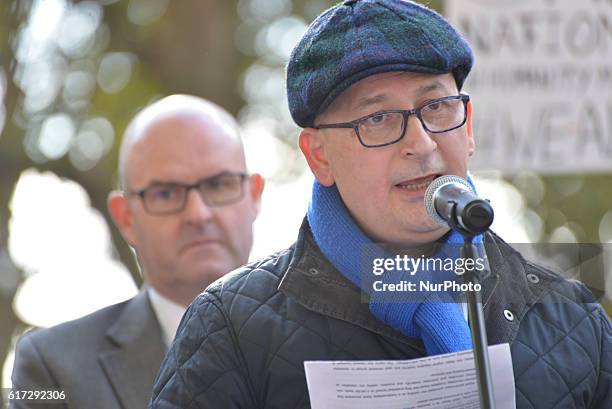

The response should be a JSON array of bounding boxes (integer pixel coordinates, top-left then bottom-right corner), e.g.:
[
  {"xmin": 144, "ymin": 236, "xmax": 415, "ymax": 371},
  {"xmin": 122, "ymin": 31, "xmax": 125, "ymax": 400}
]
[
  {"xmin": 357, "ymin": 243, "xmax": 491, "ymax": 303},
  {"xmin": 360, "ymin": 242, "xmax": 611, "ymax": 304},
  {"xmin": 370, "ymin": 254, "xmax": 486, "ymax": 293}
]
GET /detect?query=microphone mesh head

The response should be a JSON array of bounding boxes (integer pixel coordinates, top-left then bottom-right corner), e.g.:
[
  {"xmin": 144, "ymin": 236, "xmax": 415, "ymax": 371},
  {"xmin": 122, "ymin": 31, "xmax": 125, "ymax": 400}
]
[{"xmin": 424, "ymin": 175, "xmax": 474, "ymax": 227}]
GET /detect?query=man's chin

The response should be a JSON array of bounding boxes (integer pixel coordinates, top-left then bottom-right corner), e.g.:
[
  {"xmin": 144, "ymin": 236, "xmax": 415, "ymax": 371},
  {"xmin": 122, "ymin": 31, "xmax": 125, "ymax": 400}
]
[
  {"xmin": 392, "ymin": 205, "xmax": 445, "ymax": 233},
  {"xmin": 383, "ymin": 220, "xmax": 448, "ymax": 246},
  {"xmin": 187, "ymin": 260, "xmax": 238, "ymax": 286}
]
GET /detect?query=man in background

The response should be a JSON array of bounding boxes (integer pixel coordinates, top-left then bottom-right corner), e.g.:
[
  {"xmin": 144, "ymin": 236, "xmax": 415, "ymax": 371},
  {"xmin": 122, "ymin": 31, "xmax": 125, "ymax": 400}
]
[{"xmin": 10, "ymin": 95, "xmax": 264, "ymax": 409}]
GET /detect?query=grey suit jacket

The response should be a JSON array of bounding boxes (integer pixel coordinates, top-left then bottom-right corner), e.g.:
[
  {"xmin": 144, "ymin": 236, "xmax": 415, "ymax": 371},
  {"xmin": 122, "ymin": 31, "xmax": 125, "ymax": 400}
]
[{"xmin": 10, "ymin": 291, "xmax": 167, "ymax": 409}]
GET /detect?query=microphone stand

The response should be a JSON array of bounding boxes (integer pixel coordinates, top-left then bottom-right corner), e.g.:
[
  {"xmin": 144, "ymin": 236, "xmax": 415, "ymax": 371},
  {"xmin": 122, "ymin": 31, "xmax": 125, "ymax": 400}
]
[
  {"xmin": 424, "ymin": 176, "xmax": 498, "ymax": 408},
  {"xmin": 461, "ymin": 234, "xmax": 496, "ymax": 409},
  {"xmin": 448, "ymin": 216, "xmax": 496, "ymax": 409}
]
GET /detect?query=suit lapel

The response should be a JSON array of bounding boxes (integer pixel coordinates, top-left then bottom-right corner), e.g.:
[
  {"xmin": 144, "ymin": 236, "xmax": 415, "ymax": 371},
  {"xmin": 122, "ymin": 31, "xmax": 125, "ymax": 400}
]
[{"xmin": 99, "ymin": 290, "xmax": 166, "ymax": 409}]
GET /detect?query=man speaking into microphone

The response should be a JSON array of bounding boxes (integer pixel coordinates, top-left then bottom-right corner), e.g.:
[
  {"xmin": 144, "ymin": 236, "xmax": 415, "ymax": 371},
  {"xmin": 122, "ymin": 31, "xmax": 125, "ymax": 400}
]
[{"xmin": 150, "ymin": 1, "xmax": 612, "ymax": 408}]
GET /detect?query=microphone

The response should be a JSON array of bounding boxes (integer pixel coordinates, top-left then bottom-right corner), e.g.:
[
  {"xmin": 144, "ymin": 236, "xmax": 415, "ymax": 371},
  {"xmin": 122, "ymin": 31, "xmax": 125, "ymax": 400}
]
[{"xmin": 424, "ymin": 175, "xmax": 494, "ymax": 235}]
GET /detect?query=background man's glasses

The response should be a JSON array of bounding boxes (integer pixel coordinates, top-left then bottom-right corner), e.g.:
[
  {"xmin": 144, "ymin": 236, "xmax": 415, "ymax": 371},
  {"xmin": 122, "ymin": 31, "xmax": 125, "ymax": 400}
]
[
  {"xmin": 127, "ymin": 171, "xmax": 248, "ymax": 215},
  {"xmin": 314, "ymin": 94, "xmax": 470, "ymax": 148}
]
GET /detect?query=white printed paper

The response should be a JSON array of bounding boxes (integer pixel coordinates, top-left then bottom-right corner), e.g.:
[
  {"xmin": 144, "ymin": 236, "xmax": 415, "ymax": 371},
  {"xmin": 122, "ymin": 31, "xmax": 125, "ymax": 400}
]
[{"xmin": 304, "ymin": 343, "xmax": 515, "ymax": 409}]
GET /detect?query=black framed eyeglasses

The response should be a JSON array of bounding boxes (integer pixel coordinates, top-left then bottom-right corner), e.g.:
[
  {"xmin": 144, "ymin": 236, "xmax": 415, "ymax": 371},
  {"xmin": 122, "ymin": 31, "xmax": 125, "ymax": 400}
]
[
  {"xmin": 314, "ymin": 94, "xmax": 470, "ymax": 148},
  {"xmin": 126, "ymin": 171, "xmax": 248, "ymax": 215}
]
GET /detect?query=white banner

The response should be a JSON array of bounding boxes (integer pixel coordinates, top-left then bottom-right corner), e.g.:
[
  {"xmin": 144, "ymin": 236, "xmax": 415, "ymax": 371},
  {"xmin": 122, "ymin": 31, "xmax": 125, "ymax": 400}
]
[{"xmin": 445, "ymin": 0, "xmax": 612, "ymax": 174}]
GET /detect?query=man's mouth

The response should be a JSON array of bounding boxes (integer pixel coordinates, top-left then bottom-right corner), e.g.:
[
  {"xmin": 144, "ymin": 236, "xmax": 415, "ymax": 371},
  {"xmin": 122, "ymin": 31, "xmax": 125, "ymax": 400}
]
[
  {"xmin": 180, "ymin": 239, "xmax": 221, "ymax": 254},
  {"xmin": 395, "ymin": 174, "xmax": 440, "ymax": 191}
]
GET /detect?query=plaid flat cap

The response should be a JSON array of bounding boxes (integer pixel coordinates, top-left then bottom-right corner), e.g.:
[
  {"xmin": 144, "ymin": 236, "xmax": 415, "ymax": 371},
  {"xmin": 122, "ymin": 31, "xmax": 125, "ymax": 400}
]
[{"xmin": 286, "ymin": 0, "xmax": 474, "ymax": 128}]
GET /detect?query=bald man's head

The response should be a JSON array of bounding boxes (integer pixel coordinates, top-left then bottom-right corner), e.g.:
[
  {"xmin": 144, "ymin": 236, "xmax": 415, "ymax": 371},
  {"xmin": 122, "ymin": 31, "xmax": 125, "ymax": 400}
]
[
  {"xmin": 119, "ymin": 95, "xmax": 243, "ymax": 189},
  {"xmin": 108, "ymin": 94, "xmax": 264, "ymax": 307}
]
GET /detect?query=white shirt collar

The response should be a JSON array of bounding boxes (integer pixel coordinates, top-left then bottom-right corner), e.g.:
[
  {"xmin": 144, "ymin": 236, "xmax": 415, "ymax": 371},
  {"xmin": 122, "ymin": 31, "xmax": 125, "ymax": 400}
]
[{"xmin": 148, "ymin": 287, "xmax": 187, "ymax": 347}]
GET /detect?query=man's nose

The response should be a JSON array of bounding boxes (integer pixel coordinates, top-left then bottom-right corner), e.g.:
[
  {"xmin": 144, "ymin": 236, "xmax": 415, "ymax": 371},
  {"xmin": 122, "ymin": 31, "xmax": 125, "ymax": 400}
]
[
  {"xmin": 398, "ymin": 115, "xmax": 437, "ymax": 157},
  {"xmin": 182, "ymin": 188, "xmax": 214, "ymax": 223}
]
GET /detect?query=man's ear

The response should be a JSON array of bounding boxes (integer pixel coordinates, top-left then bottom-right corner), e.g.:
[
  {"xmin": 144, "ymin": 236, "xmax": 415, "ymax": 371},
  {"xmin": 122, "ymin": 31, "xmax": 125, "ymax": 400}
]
[
  {"xmin": 107, "ymin": 191, "xmax": 137, "ymax": 246},
  {"xmin": 466, "ymin": 99, "xmax": 475, "ymax": 156},
  {"xmin": 299, "ymin": 128, "xmax": 334, "ymax": 186},
  {"xmin": 247, "ymin": 173, "xmax": 265, "ymax": 214}
]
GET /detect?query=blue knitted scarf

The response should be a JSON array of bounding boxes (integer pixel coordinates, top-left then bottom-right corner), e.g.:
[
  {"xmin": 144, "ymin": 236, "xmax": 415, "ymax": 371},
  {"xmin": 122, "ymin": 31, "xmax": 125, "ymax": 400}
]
[{"xmin": 307, "ymin": 180, "xmax": 482, "ymax": 356}]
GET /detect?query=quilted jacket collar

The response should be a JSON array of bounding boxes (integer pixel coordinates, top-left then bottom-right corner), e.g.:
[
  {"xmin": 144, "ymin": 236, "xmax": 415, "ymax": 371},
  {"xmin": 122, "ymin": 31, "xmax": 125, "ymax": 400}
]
[{"xmin": 279, "ymin": 218, "xmax": 553, "ymax": 348}]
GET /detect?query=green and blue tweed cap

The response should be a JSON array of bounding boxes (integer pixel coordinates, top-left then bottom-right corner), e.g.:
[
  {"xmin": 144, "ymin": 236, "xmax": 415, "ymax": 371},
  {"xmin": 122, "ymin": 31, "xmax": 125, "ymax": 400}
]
[{"xmin": 286, "ymin": 0, "xmax": 474, "ymax": 128}]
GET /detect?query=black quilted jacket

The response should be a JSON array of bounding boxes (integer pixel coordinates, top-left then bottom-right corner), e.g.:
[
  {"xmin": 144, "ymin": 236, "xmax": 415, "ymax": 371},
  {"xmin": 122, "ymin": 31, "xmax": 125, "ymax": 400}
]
[{"xmin": 150, "ymin": 221, "xmax": 612, "ymax": 409}]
